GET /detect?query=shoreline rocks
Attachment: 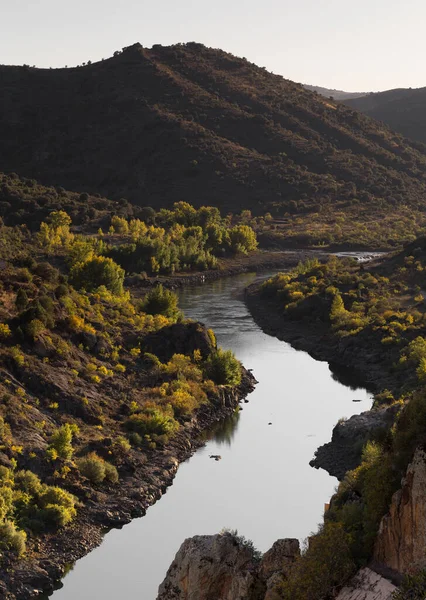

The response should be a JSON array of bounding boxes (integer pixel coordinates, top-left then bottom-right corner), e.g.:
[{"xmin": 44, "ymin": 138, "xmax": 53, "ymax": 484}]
[
  {"xmin": 310, "ymin": 405, "xmax": 400, "ymax": 480},
  {"xmin": 0, "ymin": 372, "xmax": 256, "ymax": 600}
]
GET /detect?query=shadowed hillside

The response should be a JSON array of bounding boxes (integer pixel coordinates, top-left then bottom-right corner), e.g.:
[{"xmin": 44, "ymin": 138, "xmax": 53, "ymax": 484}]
[
  {"xmin": 304, "ymin": 84, "xmax": 367, "ymax": 101},
  {"xmin": 2, "ymin": 42, "xmax": 426, "ymax": 222},
  {"xmin": 346, "ymin": 87, "xmax": 426, "ymax": 146}
]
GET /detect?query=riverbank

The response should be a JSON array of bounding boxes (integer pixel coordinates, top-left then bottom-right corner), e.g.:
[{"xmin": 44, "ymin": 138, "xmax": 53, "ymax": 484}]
[
  {"xmin": 0, "ymin": 372, "xmax": 255, "ymax": 600},
  {"xmin": 126, "ymin": 250, "xmax": 324, "ymax": 290},
  {"xmin": 244, "ymin": 276, "xmax": 400, "ymax": 480}
]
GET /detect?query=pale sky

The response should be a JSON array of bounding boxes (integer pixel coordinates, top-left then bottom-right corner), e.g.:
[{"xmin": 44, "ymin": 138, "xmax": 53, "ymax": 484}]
[{"xmin": 1, "ymin": 0, "xmax": 425, "ymax": 92}]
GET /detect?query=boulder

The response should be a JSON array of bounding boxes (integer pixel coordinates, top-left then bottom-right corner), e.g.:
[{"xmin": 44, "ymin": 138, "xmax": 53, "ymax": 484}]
[
  {"xmin": 143, "ymin": 322, "xmax": 215, "ymax": 363},
  {"xmin": 336, "ymin": 568, "xmax": 396, "ymax": 600},
  {"xmin": 310, "ymin": 405, "xmax": 399, "ymax": 480},
  {"xmin": 157, "ymin": 532, "xmax": 264, "ymax": 600}
]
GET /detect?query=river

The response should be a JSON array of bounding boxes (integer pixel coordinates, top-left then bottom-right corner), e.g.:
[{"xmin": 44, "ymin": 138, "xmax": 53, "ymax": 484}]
[{"xmin": 50, "ymin": 271, "xmax": 372, "ymax": 599}]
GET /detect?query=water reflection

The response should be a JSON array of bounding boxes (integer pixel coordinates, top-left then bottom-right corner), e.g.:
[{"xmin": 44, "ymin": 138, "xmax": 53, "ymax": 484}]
[
  {"xmin": 201, "ymin": 411, "xmax": 241, "ymax": 446},
  {"xmin": 50, "ymin": 271, "xmax": 372, "ymax": 600}
]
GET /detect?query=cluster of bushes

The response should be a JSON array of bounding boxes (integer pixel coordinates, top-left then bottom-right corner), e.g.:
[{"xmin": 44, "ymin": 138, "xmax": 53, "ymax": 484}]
[
  {"xmin": 125, "ymin": 349, "xmax": 241, "ymax": 446},
  {"xmin": 0, "ymin": 212, "xmax": 243, "ymax": 566},
  {"xmin": 256, "ymin": 204, "xmax": 426, "ymax": 250},
  {"xmin": 0, "ymin": 467, "xmax": 77, "ymax": 555},
  {"xmin": 258, "ymin": 247, "xmax": 426, "ymax": 595},
  {"xmin": 106, "ymin": 202, "xmax": 258, "ymax": 275}
]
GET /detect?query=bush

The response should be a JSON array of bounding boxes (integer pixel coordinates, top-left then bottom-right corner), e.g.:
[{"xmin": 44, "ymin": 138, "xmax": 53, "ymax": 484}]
[
  {"xmin": 70, "ymin": 256, "xmax": 125, "ymax": 295},
  {"xmin": 139, "ymin": 285, "xmax": 180, "ymax": 319},
  {"xmin": 126, "ymin": 407, "xmax": 179, "ymax": 437},
  {"xmin": 0, "ymin": 521, "xmax": 26, "ymax": 556},
  {"xmin": 279, "ymin": 522, "xmax": 356, "ymax": 600},
  {"xmin": 77, "ymin": 453, "xmax": 118, "ymax": 485},
  {"xmin": 204, "ymin": 349, "xmax": 241, "ymax": 385},
  {"xmin": 104, "ymin": 462, "xmax": 119, "ymax": 483},
  {"xmin": 393, "ymin": 570, "xmax": 426, "ymax": 599},
  {"xmin": 49, "ymin": 423, "xmax": 78, "ymax": 460}
]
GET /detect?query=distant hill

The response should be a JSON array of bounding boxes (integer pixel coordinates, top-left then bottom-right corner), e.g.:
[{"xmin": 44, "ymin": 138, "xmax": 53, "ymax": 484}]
[
  {"xmin": 346, "ymin": 87, "xmax": 426, "ymax": 145},
  {"xmin": 2, "ymin": 42, "xmax": 426, "ymax": 221},
  {"xmin": 304, "ymin": 84, "xmax": 367, "ymax": 101}
]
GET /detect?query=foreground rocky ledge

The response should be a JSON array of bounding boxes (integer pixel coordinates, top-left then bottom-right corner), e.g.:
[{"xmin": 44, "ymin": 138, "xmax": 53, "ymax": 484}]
[
  {"xmin": 157, "ymin": 533, "xmax": 397, "ymax": 600},
  {"xmin": 0, "ymin": 372, "xmax": 256, "ymax": 600},
  {"xmin": 157, "ymin": 532, "xmax": 300, "ymax": 600}
]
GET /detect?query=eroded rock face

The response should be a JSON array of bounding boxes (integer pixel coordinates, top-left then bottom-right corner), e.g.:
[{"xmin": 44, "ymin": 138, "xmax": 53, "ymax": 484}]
[
  {"xmin": 336, "ymin": 568, "xmax": 396, "ymax": 600},
  {"xmin": 259, "ymin": 539, "xmax": 300, "ymax": 600},
  {"xmin": 157, "ymin": 533, "xmax": 300, "ymax": 600},
  {"xmin": 157, "ymin": 532, "xmax": 263, "ymax": 600},
  {"xmin": 374, "ymin": 447, "xmax": 426, "ymax": 573}
]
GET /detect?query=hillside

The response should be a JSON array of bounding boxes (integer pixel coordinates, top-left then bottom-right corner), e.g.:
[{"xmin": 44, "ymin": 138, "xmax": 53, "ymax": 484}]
[
  {"xmin": 0, "ymin": 210, "xmax": 255, "ymax": 598},
  {"xmin": 346, "ymin": 87, "xmax": 426, "ymax": 146},
  {"xmin": 2, "ymin": 42, "xmax": 426, "ymax": 228},
  {"xmin": 304, "ymin": 84, "xmax": 367, "ymax": 101}
]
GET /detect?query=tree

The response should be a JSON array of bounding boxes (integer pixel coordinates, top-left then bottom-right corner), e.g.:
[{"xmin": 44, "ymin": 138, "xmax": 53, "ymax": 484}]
[
  {"xmin": 140, "ymin": 285, "xmax": 180, "ymax": 319},
  {"xmin": 70, "ymin": 256, "xmax": 125, "ymax": 295},
  {"xmin": 15, "ymin": 289, "xmax": 28, "ymax": 312},
  {"xmin": 228, "ymin": 225, "xmax": 258, "ymax": 254}
]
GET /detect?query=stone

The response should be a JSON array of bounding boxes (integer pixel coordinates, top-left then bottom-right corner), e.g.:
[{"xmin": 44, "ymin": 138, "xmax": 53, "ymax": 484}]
[
  {"xmin": 157, "ymin": 532, "xmax": 264, "ymax": 600},
  {"xmin": 259, "ymin": 539, "xmax": 300, "ymax": 600},
  {"xmin": 374, "ymin": 447, "xmax": 426, "ymax": 573},
  {"xmin": 336, "ymin": 568, "xmax": 396, "ymax": 600}
]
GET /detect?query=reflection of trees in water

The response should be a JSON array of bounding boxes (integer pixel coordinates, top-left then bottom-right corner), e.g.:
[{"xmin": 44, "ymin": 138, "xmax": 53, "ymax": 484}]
[
  {"xmin": 203, "ymin": 411, "xmax": 241, "ymax": 446},
  {"xmin": 328, "ymin": 362, "xmax": 373, "ymax": 394}
]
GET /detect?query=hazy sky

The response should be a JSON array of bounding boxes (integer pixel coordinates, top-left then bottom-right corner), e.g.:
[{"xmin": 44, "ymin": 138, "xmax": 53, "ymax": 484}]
[{"xmin": 2, "ymin": 0, "xmax": 425, "ymax": 91}]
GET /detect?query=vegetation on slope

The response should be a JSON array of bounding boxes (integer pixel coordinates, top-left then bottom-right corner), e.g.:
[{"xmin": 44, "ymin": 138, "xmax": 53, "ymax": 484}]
[
  {"xmin": 2, "ymin": 43, "xmax": 426, "ymax": 248},
  {"xmin": 346, "ymin": 87, "xmax": 426, "ymax": 146},
  {"xmin": 0, "ymin": 211, "xmax": 242, "ymax": 566},
  {"xmin": 258, "ymin": 245, "xmax": 426, "ymax": 597}
]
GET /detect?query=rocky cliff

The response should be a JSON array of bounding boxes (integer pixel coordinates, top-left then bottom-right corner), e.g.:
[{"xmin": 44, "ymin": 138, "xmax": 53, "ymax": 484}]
[
  {"xmin": 374, "ymin": 447, "xmax": 426, "ymax": 574},
  {"xmin": 157, "ymin": 532, "xmax": 300, "ymax": 600}
]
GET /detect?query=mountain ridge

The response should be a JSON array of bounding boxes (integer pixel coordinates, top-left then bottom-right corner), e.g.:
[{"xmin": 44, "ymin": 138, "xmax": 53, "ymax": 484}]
[{"xmin": 2, "ymin": 42, "xmax": 426, "ymax": 224}]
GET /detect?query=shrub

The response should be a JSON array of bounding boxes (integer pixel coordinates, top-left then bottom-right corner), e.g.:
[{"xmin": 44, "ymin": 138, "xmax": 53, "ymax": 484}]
[
  {"xmin": 49, "ymin": 423, "xmax": 78, "ymax": 460},
  {"xmin": 104, "ymin": 462, "xmax": 119, "ymax": 483},
  {"xmin": 0, "ymin": 323, "xmax": 11, "ymax": 340},
  {"xmin": 70, "ymin": 256, "xmax": 125, "ymax": 295},
  {"xmin": 139, "ymin": 285, "xmax": 180, "ymax": 319},
  {"xmin": 204, "ymin": 349, "xmax": 241, "ymax": 385},
  {"xmin": 77, "ymin": 453, "xmax": 106, "ymax": 484},
  {"xmin": 0, "ymin": 521, "xmax": 26, "ymax": 556},
  {"xmin": 77, "ymin": 453, "xmax": 118, "ymax": 485},
  {"xmin": 279, "ymin": 522, "xmax": 356, "ymax": 600},
  {"xmin": 126, "ymin": 407, "xmax": 179, "ymax": 437},
  {"xmin": 393, "ymin": 570, "xmax": 426, "ymax": 599},
  {"xmin": 15, "ymin": 289, "xmax": 29, "ymax": 311}
]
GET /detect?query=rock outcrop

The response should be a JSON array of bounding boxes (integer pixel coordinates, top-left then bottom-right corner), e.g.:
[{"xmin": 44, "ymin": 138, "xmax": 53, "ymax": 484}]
[
  {"xmin": 157, "ymin": 533, "xmax": 300, "ymax": 600},
  {"xmin": 310, "ymin": 405, "xmax": 399, "ymax": 480},
  {"xmin": 336, "ymin": 568, "xmax": 396, "ymax": 600},
  {"xmin": 259, "ymin": 539, "xmax": 300, "ymax": 600},
  {"xmin": 374, "ymin": 447, "xmax": 426, "ymax": 573}
]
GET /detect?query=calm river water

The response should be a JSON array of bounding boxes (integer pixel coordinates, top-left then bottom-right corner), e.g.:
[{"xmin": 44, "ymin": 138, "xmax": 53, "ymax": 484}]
[{"xmin": 50, "ymin": 272, "xmax": 372, "ymax": 599}]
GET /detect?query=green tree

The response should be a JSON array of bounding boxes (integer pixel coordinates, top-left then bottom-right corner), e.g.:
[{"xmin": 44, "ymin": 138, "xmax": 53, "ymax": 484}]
[
  {"xmin": 70, "ymin": 256, "xmax": 125, "ymax": 295},
  {"xmin": 140, "ymin": 285, "xmax": 180, "ymax": 319},
  {"xmin": 228, "ymin": 225, "xmax": 258, "ymax": 254}
]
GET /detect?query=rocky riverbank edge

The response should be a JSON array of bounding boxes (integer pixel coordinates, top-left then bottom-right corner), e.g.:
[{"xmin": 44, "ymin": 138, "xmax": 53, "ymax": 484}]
[
  {"xmin": 0, "ymin": 372, "xmax": 256, "ymax": 600},
  {"xmin": 244, "ymin": 282, "xmax": 399, "ymax": 480},
  {"xmin": 126, "ymin": 250, "xmax": 323, "ymax": 291}
]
